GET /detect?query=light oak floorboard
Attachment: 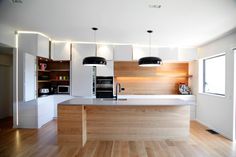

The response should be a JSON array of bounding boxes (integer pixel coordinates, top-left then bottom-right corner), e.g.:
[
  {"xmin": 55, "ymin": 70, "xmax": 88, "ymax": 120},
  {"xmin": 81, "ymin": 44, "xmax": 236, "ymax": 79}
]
[{"xmin": 0, "ymin": 120, "xmax": 236, "ymax": 157}]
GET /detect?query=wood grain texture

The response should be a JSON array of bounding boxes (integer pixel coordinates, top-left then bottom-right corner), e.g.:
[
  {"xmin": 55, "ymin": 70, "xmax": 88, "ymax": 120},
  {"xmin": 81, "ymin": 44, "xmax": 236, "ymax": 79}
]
[
  {"xmin": 86, "ymin": 106, "xmax": 190, "ymax": 141},
  {"xmin": 57, "ymin": 105, "xmax": 86, "ymax": 146},
  {"xmin": 1, "ymin": 120, "xmax": 236, "ymax": 157},
  {"xmin": 114, "ymin": 61, "xmax": 189, "ymax": 95}
]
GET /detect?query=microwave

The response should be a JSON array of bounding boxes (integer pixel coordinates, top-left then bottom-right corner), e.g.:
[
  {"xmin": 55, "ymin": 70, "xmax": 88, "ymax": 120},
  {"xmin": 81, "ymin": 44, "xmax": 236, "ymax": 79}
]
[{"xmin": 57, "ymin": 85, "xmax": 70, "ymax": 94}]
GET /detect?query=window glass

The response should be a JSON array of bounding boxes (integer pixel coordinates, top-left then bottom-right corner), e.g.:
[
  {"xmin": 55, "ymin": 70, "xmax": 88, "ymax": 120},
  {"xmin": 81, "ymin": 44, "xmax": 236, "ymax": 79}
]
[{"xmin": 203, "ymin": 54, "xmax": 225, "ymax": 95}]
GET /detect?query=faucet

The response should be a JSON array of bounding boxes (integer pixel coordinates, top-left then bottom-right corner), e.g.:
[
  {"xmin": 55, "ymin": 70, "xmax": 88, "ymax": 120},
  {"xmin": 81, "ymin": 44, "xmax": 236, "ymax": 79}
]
[{"xmin": 114, "ymin": 83, "xmax": 121, "ymax": 100}]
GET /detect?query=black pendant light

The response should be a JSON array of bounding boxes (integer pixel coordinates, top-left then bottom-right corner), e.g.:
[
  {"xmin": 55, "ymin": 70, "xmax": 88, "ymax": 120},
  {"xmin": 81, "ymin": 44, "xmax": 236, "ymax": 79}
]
[
  {"xmin": 138, "ymin": 30, "xmax": 162, "ymax": 67},
  {"xmin": 83, "ymin": 27, "xmax": 107, "ymax": 66}
]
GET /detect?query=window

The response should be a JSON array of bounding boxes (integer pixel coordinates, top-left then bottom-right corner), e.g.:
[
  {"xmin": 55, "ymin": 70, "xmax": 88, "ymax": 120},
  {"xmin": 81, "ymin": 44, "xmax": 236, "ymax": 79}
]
[{"xmin": 203, "ymin": 54, "xmax": 225, "ymax": 95}]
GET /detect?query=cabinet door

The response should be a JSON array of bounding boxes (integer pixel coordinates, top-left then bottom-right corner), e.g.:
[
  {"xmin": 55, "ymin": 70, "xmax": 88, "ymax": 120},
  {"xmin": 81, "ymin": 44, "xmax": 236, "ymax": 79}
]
[
  {"xmin": 114, "ymin": 45, "xmax": 133, "ymax": 61},
  {"xmin": 37, "ymin": 35, "xmax": 49, "ymax": 58},
  {"xmin": 51, "ymin": 43, "xmax": 71, "ymax": 60},
  {"xmin": 24, "ymin": 53, "xmax": 36, "ymax": 102},
  {"xmin": 97, "ymin": 44, "xmax": 113, "ymax": 60},
  {"xmin": 158, "ymin": 47, "xmax": 179, "ymax": 61},
  {"xmin": 37, "ymin": 96, "xmax": 54, "ymax": 128},
  {"xmin": 178, "ymin": 48, "xmax": 197, "ymax": 61},
  {"xmin": 96, "ymin": 60, "xmax": 114, "ymax": 76},
  {"xmin": 133, "ymin": 46, "xmax": 149, "ymax": 60},
  {"xmin": 71, "ymin": 44, "xmax": 95, "ymax": 97}
]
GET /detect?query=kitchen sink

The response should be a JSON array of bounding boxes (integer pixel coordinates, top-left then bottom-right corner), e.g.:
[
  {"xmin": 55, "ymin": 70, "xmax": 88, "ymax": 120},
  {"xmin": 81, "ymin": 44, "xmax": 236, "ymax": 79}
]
[
  {"xmin": 117, "ymin": 98, "xmax": 128, "ymax": 101},
  {"xmin": 98, "ymin": 98, "xmax": 127, "ymax": 101}
]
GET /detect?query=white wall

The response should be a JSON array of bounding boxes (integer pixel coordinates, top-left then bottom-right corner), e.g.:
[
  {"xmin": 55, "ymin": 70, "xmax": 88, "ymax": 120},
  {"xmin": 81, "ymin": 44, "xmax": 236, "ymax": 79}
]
[
  {"xmin": 0, "ymin": 24, "xmax": 15, "ymax": 48},
  {"xmin": 196, "ymin": 31, "xmax": 236, "ymax": 140}
]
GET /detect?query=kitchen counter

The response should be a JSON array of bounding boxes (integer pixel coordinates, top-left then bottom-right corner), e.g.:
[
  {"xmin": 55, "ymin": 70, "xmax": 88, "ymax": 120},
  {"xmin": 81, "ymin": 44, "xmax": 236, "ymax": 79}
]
[
  {"xmin": 58, "ymin": 97, "xmax": 192, "ymax": 146},
  {"xmin": 59, "ymin": 97, "xmax": 195, "ymax": 106}
]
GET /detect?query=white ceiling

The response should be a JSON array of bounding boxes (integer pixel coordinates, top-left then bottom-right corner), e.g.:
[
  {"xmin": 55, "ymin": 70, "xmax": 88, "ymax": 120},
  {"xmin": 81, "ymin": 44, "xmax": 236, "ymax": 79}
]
[{"xmin": 1, "ymin": 0, "xmax": 236, "ymax": 47}]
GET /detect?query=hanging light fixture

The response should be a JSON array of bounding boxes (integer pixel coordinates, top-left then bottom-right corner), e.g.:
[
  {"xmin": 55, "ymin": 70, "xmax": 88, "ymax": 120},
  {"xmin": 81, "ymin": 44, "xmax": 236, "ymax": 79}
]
[
  {"xmin": 138, "ymin": 30, "xmax": 162, "ymax": 67},
  {"xmin": 83, "ymin": 27, "xmax": 107, "ymax": 66}
]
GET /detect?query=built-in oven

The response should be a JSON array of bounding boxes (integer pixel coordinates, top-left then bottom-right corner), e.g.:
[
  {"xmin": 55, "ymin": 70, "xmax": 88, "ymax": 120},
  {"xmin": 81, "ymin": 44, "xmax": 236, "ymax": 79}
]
[{"xmin": 96, "ymin": 76, "xmax": 113, "ymax": 98}]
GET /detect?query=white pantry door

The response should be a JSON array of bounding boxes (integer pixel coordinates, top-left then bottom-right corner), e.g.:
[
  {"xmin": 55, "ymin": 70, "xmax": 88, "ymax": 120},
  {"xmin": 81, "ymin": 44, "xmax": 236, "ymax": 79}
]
[{"xmin": 24, "ymin": 53, "xmax": 36, "ymax": 102}]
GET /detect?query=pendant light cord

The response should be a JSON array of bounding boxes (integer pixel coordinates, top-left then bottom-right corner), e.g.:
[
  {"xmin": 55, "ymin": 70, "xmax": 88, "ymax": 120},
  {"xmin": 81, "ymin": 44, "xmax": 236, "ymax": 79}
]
[
  {"xmin": 147, "ymin": 30, "xmax": 153, "ymax": 56},
  {"xmin": 92, "ymin": 27, "xmax": 98, "ymax": 56},
  {"xmin": 149, "ymin": 32, "xmax": 151, "ymax": 56}
]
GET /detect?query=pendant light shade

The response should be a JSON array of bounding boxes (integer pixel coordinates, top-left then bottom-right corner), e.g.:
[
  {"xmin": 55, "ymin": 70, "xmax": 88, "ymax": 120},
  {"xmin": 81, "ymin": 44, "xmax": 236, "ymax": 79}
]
[
  {"xmin": 83, "ymin": 56, "xmax": 107, "ymax": 66},
  {"xmin": 138, "ymin": 57, "xmax": 162, "ymax": 67},
  {"xmin": 83, "ymin": 27, "xmax": 107, "ymax": 66},
  {"xmin": 138, "ymin": 30, "xmax": 162, "ymax": 67}
]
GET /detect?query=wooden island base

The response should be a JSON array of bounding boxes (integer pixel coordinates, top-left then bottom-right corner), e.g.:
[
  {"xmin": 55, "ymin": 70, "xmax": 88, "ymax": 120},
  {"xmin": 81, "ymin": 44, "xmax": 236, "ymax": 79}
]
[{"xmin": 58, "ymin": 105, "xmax": 190, "ymax": 147}]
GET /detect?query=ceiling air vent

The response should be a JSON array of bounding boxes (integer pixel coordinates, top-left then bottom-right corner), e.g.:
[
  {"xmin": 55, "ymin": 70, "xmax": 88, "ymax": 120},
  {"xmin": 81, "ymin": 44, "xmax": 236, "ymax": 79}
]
[
  {"xmin": 148, "ymin": 0, "xmax": 161, "ymax": 8},
  {"xmin": 11, "ymin": 0, "xmax": 23, "ymax": 3}
]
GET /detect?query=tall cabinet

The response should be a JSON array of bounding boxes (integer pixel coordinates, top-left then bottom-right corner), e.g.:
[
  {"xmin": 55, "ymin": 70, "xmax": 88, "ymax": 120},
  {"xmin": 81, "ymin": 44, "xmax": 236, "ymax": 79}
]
[
  {"xmin": 18, "ymin": 33, "xmax": 52, "ymax": 128},
  {"xmin": 71, "ymin": 44, "xmax": 95, "ymax": 97}
]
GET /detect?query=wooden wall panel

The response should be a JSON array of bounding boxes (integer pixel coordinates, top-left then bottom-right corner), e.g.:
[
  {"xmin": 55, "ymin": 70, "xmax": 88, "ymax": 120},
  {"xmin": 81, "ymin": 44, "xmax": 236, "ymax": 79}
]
[
  {"xmin": 86, "ymin": 106, "xmax": 190, "ymax": 141},
  {"xmin": 114, "ymin": 61, "xmax": 189, "ymax": 95},
  {"xmin": 57, "ymin": 105, "xmax": 86, "ymax": 146}
]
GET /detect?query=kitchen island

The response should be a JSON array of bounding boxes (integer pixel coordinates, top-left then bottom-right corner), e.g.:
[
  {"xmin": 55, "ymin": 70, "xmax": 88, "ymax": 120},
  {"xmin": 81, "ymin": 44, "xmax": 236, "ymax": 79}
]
[{"xmin": 57, "ymin": 98, "xmax": 195, "ymax": 147}]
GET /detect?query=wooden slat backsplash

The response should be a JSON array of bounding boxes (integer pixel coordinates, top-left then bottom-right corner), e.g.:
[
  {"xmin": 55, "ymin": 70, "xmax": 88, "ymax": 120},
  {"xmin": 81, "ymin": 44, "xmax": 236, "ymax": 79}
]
[{"xmin": 114, "ymin": 62, "xmax": 189, "ymax": 95}]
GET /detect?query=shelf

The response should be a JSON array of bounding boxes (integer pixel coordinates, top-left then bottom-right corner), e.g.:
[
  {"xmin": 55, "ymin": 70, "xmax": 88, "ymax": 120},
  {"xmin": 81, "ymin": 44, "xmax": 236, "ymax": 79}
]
[
  {"xmin": 115, "ymin": 75, "xmax": 193, "ymax": 78},
  {"xmin": 38, "ymin": 69, "xmax": 70, "ymax": 72},
  {"xmin": 38, "ymin": 69, "xmax": 50, "ymax": 72},
  {"xmin": 50, "ymin": 79, "xmax": 70, "ymax": 82},
  {"xmin": 50, "ymin": 69, "xmax": 70, "ymax": 72},
  {"xmin": 38, "ymin": 80, "xmax": 51, "ymax": 83}
]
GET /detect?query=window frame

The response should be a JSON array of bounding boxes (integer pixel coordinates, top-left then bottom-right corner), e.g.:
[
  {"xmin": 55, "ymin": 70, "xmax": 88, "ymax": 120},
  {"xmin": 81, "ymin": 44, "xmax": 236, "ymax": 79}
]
[{"xmin": 203, "ymin": 54, "xmax": 226, "ymax": 96}]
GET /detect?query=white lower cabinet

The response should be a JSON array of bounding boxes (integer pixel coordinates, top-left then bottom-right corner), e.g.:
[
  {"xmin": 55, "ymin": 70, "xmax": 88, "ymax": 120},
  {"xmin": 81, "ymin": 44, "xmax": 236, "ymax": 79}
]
[
  {"xmin": 37, "ymin": 95, "xmax": 73, "ymax": 128},
  {"xmin": 37, "ymin": 96, "xmax": 54, "ymax": 128}
]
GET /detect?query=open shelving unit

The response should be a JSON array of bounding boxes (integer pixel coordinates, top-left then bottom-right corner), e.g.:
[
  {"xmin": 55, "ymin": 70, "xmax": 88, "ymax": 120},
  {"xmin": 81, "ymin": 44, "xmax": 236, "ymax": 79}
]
[{"xmin": 37, "ymin": 57, "xmax": 70, "ymax": 97}]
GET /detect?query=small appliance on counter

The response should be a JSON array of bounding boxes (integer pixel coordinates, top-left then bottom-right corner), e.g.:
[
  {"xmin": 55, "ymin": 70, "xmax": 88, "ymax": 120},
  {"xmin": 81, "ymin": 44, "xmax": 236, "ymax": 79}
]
[
  {"xmin": 39, "ymin": 88, "xmax": 50, "ymax": 96},
  {"xmin": 96, "ymin": 76, "xmax": 113, "ymax": 98},
  {"xmin": 179, "ymin": 83, "xmax": 192, "ymax": 95},
  {"xmin": 57, "ymin": 85, "xmax": 70, "ymax": 94},
  {"xmin": 50, "ymin": 85, "xmax": 58, "ymax": 94}
]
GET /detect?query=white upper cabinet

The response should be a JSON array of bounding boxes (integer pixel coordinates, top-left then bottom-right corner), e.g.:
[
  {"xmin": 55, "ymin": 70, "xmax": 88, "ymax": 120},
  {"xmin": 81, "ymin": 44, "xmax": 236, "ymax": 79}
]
[
  {"xmin": 133, "ymin": 46, "xmax": 149, "ymax": 61},
  {"xmin": 97, "ymin": 44, "xmax": 113, "ymax": 60},
  {"xmin": 71, "ymin": 44, "xmax": 95, "ymax": 97},
  {"xmin": 178, "ymin": 48, "xmax": 197, "ymax": 61},
  {"xmin": 114, "ymin": 45, "xmax": 133, "ymax": 61},
  {"xmin": 37, "ymin": 35, "xmax": 49, "ymax": 58},
  {"xmin": 158, "ymin": 47, "xmax": 179, "ymax": 62},
  {"xmin": 132, "ymin": 46, "xmax": 160, "ymax": 60},
  {"xmin": 96, "ymin": 60, "xmax": 114, "ymax": 76},
  {"xmin": 51, "ymin": 42, "xmax": 71, "ymax": 60}
]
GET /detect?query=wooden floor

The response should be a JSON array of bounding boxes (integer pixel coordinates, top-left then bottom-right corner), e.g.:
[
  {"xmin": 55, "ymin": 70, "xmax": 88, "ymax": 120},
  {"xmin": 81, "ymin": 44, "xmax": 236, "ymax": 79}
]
[{"xmin": 0, "ymin": 119, "xmax": 236, "ymax": 157}]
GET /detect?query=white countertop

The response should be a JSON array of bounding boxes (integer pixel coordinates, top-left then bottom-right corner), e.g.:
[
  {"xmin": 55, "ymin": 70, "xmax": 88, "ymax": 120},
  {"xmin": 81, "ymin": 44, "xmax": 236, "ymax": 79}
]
[{"xmin": 59, "ymin": 97, "xmax": 195, "ymax": 106}]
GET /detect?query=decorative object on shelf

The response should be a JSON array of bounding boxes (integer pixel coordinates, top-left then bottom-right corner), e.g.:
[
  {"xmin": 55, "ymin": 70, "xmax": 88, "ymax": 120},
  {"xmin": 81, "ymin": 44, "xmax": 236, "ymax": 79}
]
[
  {"xmin": 40, "ymin": 63, "xmax": 47, "ymax": 71},
  {"xmin": 138, "ymin": 30, "xmax": 162, "ymax": 67},
  {"xmin": 83, "ymin": 27, "xmax": 107, "ymax": 66},
  {"xmin": 179, "ymin": 83, "xmax": 192, "ymax": 95}
]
